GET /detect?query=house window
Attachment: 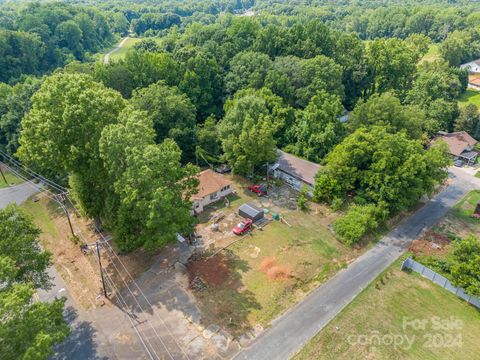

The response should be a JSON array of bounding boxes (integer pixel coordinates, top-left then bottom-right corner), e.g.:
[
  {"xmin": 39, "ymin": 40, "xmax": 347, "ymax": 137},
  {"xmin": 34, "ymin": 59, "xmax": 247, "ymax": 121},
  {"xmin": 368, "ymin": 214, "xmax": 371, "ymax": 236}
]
[
  {"xmin": 195, "ymin": 203, "xmax": 200, "ymax": 209},
  {"xmin": 210, "ymin": 192, "xmax": 218, "ymax": 200}
]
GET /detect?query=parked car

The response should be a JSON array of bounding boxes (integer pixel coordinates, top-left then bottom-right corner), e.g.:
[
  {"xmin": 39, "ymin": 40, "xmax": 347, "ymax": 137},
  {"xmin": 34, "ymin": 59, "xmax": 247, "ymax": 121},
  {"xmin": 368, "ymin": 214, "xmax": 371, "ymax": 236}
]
[
  {"xmin": 215, "ymin": 164, "xmax": 231, "ymax": 174},
  {"xmin": 248, "ymin": 184, "xmax": 267, "ymax": 196},
  {"xmin": 233, "ymin": 218, "xmax": 253, "ymax": 235},
  {"xmin": 454, "ymin": 160, "xmax": 464, "ymax": 167}
]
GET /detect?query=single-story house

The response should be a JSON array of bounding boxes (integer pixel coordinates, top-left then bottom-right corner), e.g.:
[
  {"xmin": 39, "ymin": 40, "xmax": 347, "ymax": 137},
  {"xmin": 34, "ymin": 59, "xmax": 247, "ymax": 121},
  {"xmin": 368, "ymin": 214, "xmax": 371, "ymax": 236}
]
[
  {"xmin": 270, "ymin": 150, "xmax": 321, "ymax": 196},
  {"xmin": 433, "ymin": 131, "xmax": 478, "ymax": 165},
  {"xmin": 467, "ymin": 74, "xmax": 480, "ymax": 90},
  {"xmin": 238, "ymin": 202, "xmax": 264, "ymax": 222},
  {"xmin": 191, "ymin": 169, "xmax": 233, "ymax": 214},
  {"xmin": 461, "ymin": 60, "xmax": 480, "ymax": 74}
]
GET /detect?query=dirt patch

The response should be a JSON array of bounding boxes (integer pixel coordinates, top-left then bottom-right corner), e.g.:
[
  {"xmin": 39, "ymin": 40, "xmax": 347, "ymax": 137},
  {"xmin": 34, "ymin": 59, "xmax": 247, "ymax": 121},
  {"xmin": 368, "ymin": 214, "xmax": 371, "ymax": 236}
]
[
  {"xmin": 259, "ymin": 256, "xmax": 290, "ymax": 281},
  {"xmin": 409, "ymin": 230, "xmax": 451, "ymax": 256},
  {"xmin": 187, "ymin": 254, "xmax": 230, "ymax": 286}
]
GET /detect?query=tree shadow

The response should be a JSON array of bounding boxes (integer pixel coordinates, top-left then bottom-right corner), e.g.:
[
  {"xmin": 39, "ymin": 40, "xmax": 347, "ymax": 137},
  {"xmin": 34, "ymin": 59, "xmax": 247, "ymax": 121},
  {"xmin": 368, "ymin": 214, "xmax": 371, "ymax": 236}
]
[{"xmin": 51, "ymin": 306, "xmax": 108, "ymax": 360}]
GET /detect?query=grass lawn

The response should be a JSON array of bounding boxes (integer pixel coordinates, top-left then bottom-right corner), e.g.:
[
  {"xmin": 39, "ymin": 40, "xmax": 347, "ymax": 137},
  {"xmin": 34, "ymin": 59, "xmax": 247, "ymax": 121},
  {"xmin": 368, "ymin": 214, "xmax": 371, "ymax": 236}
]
[
  {"xmin": 294, "ymin": 257, "xmax": 480, "ymax": 360},
  {"xmin": 0, "ymin": 170, "xmax": 24, "ymax": 188},
  {"xmin": 108, "ymin": 37, "xmax": 142, "ymax": 62},
  {"xmin": 420, "ymin": 43, "xmax": 441, "ymax": 63},
  {"xmin": 190, "ymin": 177, "xmax": 361, "ymax": 336},
  {"xmin": 458, "ymin": 90, "xmax": 480, "ymax": 108},
  {"xmin": 476, "ymin": 171, "xmax": 480, "ymax": 178},
  {"xmin": 450, "ymin": 190, "xmax": 480, "ymax": 227}
]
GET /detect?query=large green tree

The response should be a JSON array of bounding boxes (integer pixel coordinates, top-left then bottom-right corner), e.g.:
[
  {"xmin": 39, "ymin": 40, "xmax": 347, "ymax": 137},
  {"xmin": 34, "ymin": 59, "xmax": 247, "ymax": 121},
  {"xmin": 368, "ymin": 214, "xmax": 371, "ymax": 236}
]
[
  {"xmin": 449, "ymin": 236, "xmax": 480, "ymax": 297},
  {"xmin": 291, "ymin": 91, "xmax": 344, "ymax": 162},
  {"xmin": 314, "ymin": 126, "xmax": 450, "ymax": 212},
  {"xmin": 17, "ymin": 73, "xmax": 125, "ymax": 219},
  {"xmin": 99, "ymin": 108, "xmax": 199, "ymax": 251},
  {"xmin": 0, "ymin": 205, "xmax": 69, "ymax": 360},
  {"xmin": 130, "ymin": 81, "xmax": 197, "ymax": 162}
]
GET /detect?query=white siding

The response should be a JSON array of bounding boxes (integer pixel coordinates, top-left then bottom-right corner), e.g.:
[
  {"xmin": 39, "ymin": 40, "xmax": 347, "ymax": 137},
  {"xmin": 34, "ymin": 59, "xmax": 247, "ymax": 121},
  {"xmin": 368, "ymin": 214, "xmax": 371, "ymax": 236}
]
[
  {"xmin": 192, "ymin": 185, "xmax": 233, "ymax": 214},
  {"xmin": 273, "ymin": 169, "xmax": 314, "ymax": 197}
]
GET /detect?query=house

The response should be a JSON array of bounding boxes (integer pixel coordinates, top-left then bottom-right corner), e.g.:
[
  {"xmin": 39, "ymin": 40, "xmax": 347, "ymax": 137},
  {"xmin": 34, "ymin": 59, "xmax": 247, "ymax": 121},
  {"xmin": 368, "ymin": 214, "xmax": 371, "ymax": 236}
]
[
  {"xmin": 433, "ymin": 131, "xmax": 478, "ymax": 165},
  {"xmin": 460, "ymin": 60, "xmax": 480, "ymax": 74},
  {"xmin": 191, "ymin": 169, "xmax": 233, "ymax": 214},
  {"xmin": 270, "ymin": 150, "xmax": 321, "ymax": 196},
  {"xmin": 238, "ymin": 203, "xmax": 264, "ymax": 222},
  {"xmin": 467, "ymin": 74, "xmax": 480, "ymax": 90}
]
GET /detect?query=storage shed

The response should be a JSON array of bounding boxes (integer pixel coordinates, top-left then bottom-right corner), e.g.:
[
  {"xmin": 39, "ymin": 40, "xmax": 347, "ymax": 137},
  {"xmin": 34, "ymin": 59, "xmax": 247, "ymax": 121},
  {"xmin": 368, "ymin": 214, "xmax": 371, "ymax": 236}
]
[{"xmin": 238, "ymin": 203, "xmax": 264, "ymax": 222}]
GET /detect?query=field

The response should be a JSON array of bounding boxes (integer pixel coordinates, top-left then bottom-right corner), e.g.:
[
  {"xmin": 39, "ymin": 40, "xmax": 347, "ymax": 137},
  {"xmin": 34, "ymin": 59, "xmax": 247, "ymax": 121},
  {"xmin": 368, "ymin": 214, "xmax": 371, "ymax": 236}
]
[
  {"xmin": 420, "ymin": 43, "xmax": 441, "ymax": 63},
  {"xmin": 294, "ymin": 257, "xmax": 480, "ymax": 360},
  {"xmin": 188, "ymin": 177, "xmax": 364, "ymax": 337},
  {"xmin": 0, "ymin": 168, "xmax": 24, "ymax": 188},
  {"xmin": 458, "ymin": 89, "xmax": 480, "ymax": 108}
]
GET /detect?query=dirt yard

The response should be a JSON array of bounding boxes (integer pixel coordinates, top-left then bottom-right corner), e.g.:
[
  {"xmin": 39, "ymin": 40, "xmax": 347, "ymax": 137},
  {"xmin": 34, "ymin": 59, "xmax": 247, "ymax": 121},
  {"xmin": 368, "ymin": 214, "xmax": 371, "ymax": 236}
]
[
  {"xmin": 21, "ymin": 192, "xmax": 159, "ymax": 310},
  {"xmin": 187, "ymin": 176, "xmax": 364, "ymax": 337}
]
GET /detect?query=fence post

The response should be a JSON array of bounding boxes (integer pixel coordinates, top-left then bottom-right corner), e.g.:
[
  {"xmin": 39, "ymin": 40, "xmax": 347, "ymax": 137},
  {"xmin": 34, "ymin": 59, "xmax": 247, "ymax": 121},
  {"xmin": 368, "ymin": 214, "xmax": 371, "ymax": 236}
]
[{"xmin": 432, "ymin": 272, "xmax": 436, "ymax": 282}]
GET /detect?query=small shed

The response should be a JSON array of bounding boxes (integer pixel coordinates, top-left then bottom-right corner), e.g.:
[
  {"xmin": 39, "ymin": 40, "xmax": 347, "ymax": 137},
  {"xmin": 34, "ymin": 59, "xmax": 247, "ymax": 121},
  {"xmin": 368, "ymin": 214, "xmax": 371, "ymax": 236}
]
[{"xmin": 238, "ymin": 203, "xmax": 264, "ymax": 222}]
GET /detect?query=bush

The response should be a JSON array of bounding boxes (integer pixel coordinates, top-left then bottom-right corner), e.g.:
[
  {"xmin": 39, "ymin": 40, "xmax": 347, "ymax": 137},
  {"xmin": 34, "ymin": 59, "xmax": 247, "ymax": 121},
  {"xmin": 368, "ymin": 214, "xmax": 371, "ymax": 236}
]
[
  {"xmin": 333, "ymin": 204, "xmax": 384, "ymax": 245},
  {"xmin": 297, "ymin": 186, "xmax": 309, "ymax": 211}
]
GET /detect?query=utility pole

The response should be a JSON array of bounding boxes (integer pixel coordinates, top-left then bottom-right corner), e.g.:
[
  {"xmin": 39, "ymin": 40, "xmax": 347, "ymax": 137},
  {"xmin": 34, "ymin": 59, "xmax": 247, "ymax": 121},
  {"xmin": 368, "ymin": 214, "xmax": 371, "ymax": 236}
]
[
  {"xmin": 96, "ymin": 242, "xmax": 108, "ymax": 299},
  {"xmin": 59, "ymin": 194, "xmax": 75, "ymax": 238},
  {"xmin": 0, "ymin": 164, "xmax": 7, "ymax": 185}
]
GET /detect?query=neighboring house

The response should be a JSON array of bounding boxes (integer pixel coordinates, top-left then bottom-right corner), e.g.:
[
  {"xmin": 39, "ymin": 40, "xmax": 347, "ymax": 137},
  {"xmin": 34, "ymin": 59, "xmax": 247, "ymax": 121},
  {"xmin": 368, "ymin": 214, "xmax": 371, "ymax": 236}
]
[
  {"xmin": 433, "ymin": 131, "xmax": 478, "ymax": 165},
  {"xmin": 270, "ymin": 150, "xmax": 321, "ymax": 196},
  {"xmin": 191, "ymin": 169, "xmax": 233, "ymax": 214},
  {"xmin": 468, "ymin": 74, "xmax": 480, "ymax": 90},
  {"xmin": 460, "ymin": 60, "xmax": 480, "ymax": 74}
]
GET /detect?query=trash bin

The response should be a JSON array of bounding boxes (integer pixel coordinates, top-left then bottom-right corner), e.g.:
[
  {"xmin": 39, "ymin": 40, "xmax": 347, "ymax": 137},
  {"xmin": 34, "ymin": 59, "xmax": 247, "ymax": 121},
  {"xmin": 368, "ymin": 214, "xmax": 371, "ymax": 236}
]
[{"xmin": 272, "ymin": 213, "xmax": 280, "ymax": 221}]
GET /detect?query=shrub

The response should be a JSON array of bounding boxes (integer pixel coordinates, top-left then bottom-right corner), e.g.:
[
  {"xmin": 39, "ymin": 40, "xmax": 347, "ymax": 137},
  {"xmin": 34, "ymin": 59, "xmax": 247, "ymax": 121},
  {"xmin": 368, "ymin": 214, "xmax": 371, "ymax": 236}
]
[
  {"xmin": 297, "ymin": 186, "xmax": 309, "ymax": 211},
  {"xmin": 333, "ymin": 204, "xmax": 384, "ymax": 245}
]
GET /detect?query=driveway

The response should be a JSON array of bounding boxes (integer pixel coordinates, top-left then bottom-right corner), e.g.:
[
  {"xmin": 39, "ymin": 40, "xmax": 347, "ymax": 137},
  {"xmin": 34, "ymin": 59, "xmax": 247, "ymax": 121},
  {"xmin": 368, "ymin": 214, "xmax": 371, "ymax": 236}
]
[
  {"xmin": 104, "ymin": 36, "xmax": 130, "ymax": 64},
  {"xmin": 235, "ymin": 168, "xmax": 480, "ymax": 360}
]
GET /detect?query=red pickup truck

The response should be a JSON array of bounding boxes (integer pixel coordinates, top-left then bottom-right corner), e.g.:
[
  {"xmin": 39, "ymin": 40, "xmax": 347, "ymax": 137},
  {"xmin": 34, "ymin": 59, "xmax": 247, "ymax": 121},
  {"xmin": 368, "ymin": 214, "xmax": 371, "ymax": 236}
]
[{"xmin": 248, "ymin": 184, "xmax": 267, "ymax": 196}]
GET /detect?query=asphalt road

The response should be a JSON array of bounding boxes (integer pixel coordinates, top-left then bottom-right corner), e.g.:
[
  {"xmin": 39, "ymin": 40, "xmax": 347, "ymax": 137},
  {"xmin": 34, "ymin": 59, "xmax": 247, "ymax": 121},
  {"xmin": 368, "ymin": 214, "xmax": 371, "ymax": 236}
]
[
  {"xmin": 0, "ymin": 182, "xmax": 41, "ymax": 208},
  {"xmin": 235, "ymin": 168, "xmax": 480, "ymax": 360}
]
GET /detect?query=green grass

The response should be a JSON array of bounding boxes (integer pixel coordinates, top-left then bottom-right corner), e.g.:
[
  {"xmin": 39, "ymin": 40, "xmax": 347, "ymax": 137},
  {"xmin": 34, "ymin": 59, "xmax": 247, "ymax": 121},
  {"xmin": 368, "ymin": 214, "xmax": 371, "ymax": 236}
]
[
  {"xmin": 20, "ymin": 197, "xmax": 58, "ymax": 237},
  {"xmin": 0, "ymin": 170, "xmax": 24, "ymax": 188},
  {"xmin": 192, "ymin": 178, "xmax": 354, "ymax": 336},
  {"xmin": 459, "ymin": 90, "xmax": 480, "ymax": 108},
  {"xmin": 451, "ymin": 190, "xmax": 480, "ymax": 226},
  {"xmin": 420, "ymin": 43, "xmax": 441, "ymax": 63},
  {"xmin": 475, "ymin": 171, "xmax": 480, "ymax": 178},
  {"xmin": 294, "ymin": 258, "xmax": 480, "ymax": 360},
  {"xmin": 108, "ymin": 37, "xmax": 143, "ymax": 62}
]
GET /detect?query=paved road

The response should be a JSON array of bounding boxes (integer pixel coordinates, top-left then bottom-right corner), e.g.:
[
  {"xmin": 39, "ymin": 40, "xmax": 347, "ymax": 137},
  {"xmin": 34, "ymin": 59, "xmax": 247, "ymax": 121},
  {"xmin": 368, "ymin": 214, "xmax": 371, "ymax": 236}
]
[
  {"xmin": 0, "ymin": 182, "xmax": 41, "ymax": 208},
  {"xmin": 235, "ymin": 168, "xmax": 480, "ymax": 360},
  {"xmin": 103, "ymin": 36, "xmax": 130, "ymax": 64}
]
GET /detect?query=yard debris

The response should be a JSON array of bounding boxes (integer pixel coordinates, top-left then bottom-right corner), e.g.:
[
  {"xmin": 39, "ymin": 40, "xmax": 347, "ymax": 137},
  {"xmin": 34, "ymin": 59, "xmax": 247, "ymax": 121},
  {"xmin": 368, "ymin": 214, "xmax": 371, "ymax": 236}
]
[
  {"xmin": 259, "ymin": 256, "xmax": 290, "ymax": 281},
  {"xmin": 409, "ymin": 230, "xmax": 451, "ymax": 256},
  {"xmin": 187, "ymin": 254, "xmax": 230, "ymax": 286},
  {"xmin": 190, "ymin": 276, "xmax": 206, "ymax": 291}
]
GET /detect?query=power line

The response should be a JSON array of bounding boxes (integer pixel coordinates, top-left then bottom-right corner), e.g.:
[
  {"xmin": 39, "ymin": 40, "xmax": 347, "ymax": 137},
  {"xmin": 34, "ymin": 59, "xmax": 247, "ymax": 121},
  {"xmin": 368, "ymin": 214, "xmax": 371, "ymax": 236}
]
[{"xmin": 2, "ymin": 157, "xmax": 189, "ymax": 359}]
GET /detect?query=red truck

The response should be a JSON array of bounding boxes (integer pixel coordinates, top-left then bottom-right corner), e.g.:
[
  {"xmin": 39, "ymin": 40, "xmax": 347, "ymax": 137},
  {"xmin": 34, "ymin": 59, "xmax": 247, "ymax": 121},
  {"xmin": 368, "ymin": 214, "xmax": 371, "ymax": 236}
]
[{"xmin": 248, "ymin": 184, "xmax": 267, "ymax": 197}]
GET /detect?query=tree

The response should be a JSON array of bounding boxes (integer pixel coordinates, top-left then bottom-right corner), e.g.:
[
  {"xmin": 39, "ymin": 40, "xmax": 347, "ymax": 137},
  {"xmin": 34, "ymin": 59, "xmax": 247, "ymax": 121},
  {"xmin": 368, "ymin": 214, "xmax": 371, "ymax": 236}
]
[
  {"xmin": 291, "ymin": 91, "xmax": 344, "ymax": 162},
  {"xmin": 224, "ymin": 51, "xmax": 272, "ymax": 95},
  {"xmin": 55, "ymin": 20, "xmax": 83, "ymax": 54},
  {"xmin": 454, "ymin": 104, "xmax": 480, "ymax": 140},
  {"xmin": 179, "ymin": 52, "xmax": 223, "ymax": 119},
  {"xmin": 17, "ymin": 73, "xmax": 125, "ymax": 219},
  {"xmin": 0, "ymin": 205, "xmax": 69, "ymax": 360},
  {"xmin": 0, "ymin": 204, "xmax": 50, "ymax": 289},
  {"xmin": 313, "ymin": 126, "xmax": 450, "ymax": 213},
  {"xmin": 367, "ymin": 38, "xmax": 419, "ymax": 99},
  {"xmin": 130, "ymin": 81, "xmax": 197, "ymax": 162},
  {"xmin": 133, "ymin": 39, "xmax": 161, "ymax": 53},
  {"xmin": 449, "ymin": 236, "xmax": 480, "ymax": 297},
  {"xmin": 333, "ymin": 204, "xmax": 385, "ymax": 245},
  {"xmin": 0, "ymin": 77, "xmax": 43, "ymax": 155},
  {"xmin": 99, "ymin": 108, "xmax": 199, "ymax": 251},
  {"xmin": 197, "ymin": 116, "xmax": 221, "ymax": 160},
  {"xmin": 222, "ymin": 115, "xmax": 276, "ymax": 175},
  {"xmin": 348, "ymin": 92, "xmax": 424, "ymax": 139}
]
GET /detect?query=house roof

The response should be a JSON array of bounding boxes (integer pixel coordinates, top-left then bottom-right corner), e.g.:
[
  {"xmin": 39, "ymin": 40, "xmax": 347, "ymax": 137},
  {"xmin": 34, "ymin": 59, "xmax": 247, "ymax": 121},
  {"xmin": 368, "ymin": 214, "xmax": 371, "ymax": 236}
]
[
  {"xmin": 469, "ymin": 74, "xmax": 480, "ymax": 86},
  {"xmin": 192, "ymin": 169, "xmax": 232, "ymax": 200},
  {"xmin": 434, "ymin": 131, "xmax": 478, "ymax": 157},
  {"xmin": 274, "ymin": 150, "xmax": 321, "ymax": 186}
]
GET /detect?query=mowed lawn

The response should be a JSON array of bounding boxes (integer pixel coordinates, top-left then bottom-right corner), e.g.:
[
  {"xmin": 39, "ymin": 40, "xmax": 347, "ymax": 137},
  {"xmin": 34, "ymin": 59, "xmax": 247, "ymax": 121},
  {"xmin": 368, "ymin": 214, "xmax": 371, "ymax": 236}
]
[
  {"xmin": 192, "ymin": 178, "xmax": 358, "ymax": 336},
  {"xmin": 294, "ymin": 259, "xmax": 480, "ymax": 360},
  {"xmin": 458, "ymin": 89, "xmax": 480, "ymax": 108},
  {"xmin": 0, "ymin": 169, "xmax": 24, "ymax": 188},
  {"xmin": 108, "ymin": 37, "xmax": 162, "ymax": 62}
]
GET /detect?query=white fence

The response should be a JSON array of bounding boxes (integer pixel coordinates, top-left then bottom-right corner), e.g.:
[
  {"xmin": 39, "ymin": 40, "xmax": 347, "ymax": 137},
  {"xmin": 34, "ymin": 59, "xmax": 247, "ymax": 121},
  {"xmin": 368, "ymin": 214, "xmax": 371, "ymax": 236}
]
[{"xmin": 401, "ymin": 257, "xmax": 480, "ymax": 309}]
